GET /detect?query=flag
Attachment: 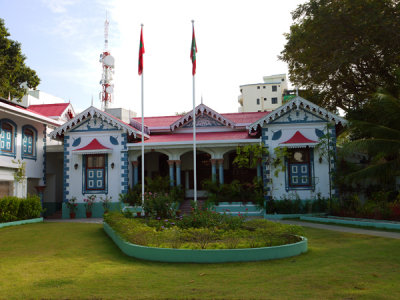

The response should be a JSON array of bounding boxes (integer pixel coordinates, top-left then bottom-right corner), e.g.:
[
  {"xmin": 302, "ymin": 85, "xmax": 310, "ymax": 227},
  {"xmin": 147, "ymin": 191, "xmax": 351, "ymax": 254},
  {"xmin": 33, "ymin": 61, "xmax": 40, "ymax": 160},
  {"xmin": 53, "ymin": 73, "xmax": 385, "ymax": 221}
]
[
  {"xmin": 138, "ymin": 27, "xmax": 145, "ymax": 75},
  {"xmin": 190, "ymin": 26, "xmax": 197, "ymax": 76}
]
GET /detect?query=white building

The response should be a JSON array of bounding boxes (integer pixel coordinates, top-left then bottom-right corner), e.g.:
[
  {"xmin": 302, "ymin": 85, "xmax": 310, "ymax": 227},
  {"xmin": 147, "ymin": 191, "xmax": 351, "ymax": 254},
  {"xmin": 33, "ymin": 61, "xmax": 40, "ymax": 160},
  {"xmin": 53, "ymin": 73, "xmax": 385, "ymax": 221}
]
[
  {"xmin": 0, "ymin": 98, "xmax": 63, "ymax": 199},
  {"xmin": 238, "ymin": 74, "xmax": 288, "ymax": 112}
]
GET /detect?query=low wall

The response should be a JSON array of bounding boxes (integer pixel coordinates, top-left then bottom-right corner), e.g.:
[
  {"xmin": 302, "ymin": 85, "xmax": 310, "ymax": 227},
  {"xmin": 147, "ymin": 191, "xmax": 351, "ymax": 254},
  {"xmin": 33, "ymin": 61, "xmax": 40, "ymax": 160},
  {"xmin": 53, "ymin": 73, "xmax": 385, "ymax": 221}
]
[
  {"xmin": 300, "ymin": 216, "xmax": 400, "ymax": 230},
  {"xmin": 103, "ymin": 222, "xmax": 308, "ymax": 263},
  {"xmin": 214, "ymin": 202, "xmax": 264, "ymax": 217},
  {"xmin": 0, "ymin": 218, "xmax": 43, "ymax": 229}
]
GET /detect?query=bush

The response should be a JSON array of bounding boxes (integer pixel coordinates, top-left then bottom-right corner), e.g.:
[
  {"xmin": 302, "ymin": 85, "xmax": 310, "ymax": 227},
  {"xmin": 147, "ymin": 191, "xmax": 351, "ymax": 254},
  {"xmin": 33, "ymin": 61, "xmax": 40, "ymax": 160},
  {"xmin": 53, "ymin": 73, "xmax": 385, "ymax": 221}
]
[
  {"xmin": 0, "ymin": 195, "xmax": 42, "ymax": 222},
  {"xmin": 203, "ymin": 177, "xmax": 265, "ymax": 208},
  {"xmin": 266, "ymin": 194, "xmax": 330, "ymax": 214}
]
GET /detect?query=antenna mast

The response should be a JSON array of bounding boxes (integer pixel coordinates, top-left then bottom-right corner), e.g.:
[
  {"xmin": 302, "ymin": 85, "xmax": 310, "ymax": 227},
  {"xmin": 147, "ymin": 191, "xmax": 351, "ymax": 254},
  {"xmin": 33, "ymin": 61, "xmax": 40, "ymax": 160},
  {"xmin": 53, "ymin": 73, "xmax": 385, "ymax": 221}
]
[{"xmin": 99, "ymin": 12, "xmax": 114, "ymax": 110}]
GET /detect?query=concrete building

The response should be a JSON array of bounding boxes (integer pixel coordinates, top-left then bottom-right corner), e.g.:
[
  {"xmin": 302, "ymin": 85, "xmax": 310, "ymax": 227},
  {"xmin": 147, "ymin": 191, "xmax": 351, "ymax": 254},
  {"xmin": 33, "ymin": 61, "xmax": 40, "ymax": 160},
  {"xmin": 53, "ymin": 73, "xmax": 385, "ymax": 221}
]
[{"xmin": 238, "ymin": 74, "xmax": 288, "ymax": 112}]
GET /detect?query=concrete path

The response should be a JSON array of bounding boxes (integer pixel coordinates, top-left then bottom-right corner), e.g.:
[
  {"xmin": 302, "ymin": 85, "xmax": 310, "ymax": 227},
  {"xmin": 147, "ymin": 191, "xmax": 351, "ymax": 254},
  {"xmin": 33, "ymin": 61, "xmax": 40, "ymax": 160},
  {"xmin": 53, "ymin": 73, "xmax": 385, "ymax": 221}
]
[
  {"xmin": 44, "ymin": 218, "xmax": 104, "ymax": 224},
  {"xmin": 278, "ymin": 219, "xmax": 400, "ymax": 240}
]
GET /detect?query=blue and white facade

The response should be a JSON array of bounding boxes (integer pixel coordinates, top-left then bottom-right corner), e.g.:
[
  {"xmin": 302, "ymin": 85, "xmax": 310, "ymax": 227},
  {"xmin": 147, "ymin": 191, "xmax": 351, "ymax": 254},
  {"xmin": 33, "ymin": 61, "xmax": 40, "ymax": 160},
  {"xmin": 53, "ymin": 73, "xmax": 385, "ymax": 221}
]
[
  {"xmin": 49, "ymin": 106, "xmax": 146, "ymax": 217},
  {"xmin": 248, "ymin": 96, "xmax": 346, "ymax": 201}
]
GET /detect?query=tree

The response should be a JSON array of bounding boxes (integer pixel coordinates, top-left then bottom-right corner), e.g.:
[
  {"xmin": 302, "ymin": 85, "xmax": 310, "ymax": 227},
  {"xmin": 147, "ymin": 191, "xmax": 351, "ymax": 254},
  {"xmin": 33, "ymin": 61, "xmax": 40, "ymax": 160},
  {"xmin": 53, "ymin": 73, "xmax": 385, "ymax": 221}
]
[
  {"xmin": 0, "ymin": 18, "xmax": 40, "ymax": 100},
  {"xmin": 280, "ymin": 0, "xmax": 400, "ymax": 114},
  {"xmin": 341, "ymin": 70, "xmax": 400, "ymax": 185}
]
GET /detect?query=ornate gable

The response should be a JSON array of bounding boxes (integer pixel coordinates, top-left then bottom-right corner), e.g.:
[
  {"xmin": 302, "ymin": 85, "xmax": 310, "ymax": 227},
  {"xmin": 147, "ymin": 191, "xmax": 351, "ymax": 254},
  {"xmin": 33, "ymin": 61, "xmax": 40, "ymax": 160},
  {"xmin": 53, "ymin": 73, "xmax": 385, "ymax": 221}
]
[
  {"xmin": 49, "ymin": 106, "xmax": 148, "ymax": 139},
  {"xmin": 270, "ymin": 108, "xmax": 326, "ymax": 124},
  {"xmin": 170, "ymin": 104, "xmax": 235, "ymax": 131},
  {"xmin": 248, "ymin": 96, "xmax": 346, "ymax": 132},
  {"xmin": 70, "ymin": 117, "xmax": 119, "ymax": 132}
]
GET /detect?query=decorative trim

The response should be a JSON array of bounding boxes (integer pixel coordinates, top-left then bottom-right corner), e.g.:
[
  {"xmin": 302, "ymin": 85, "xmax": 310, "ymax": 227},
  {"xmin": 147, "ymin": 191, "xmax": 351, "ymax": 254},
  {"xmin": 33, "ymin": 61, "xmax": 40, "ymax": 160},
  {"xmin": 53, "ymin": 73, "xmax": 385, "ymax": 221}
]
[
  {"xmin": 49, "ymin": 106, "xmax": 148, "ymax": 139},
  {"xmin": 63, "ymin": 136, "xmax": 70, "ymax": 203},
  {"xmin": 170, "ymin": 103, "xmax": 235, "ymax": 131},
  {"xmin": 121, "ymin": 133, "xmax": 128, "ymax": 194},
  {"xmin": 42, "ymin": 125, "xmax": 46, "ymax": 184},
  {"xmin": 248, "ymin": 96, "xmax": 347, "ymax": 132}
]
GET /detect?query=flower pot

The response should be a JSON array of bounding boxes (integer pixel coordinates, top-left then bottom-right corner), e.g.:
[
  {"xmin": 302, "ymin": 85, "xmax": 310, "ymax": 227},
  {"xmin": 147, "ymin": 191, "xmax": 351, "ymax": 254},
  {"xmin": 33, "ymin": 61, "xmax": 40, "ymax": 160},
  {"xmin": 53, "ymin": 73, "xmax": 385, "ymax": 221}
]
[
  {"xmin": 86, "ymin": 211, "xmax": 92, "ymax": 218},
  {"xmin": 70, "ymin": 212, "xmax": 76, "ymax": 219}
]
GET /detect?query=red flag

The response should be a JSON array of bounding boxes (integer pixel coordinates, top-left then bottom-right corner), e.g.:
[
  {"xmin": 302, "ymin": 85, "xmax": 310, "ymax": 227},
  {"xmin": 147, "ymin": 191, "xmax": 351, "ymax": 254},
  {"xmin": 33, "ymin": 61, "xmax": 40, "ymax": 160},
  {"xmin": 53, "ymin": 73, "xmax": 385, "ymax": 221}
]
[
  {"xmin": 138, "ymin": 27, "xmax": 145, "ymax": 75},
  {"xmin": 190, "ymin": 26, "xmax": 197, "ymax": 76}
]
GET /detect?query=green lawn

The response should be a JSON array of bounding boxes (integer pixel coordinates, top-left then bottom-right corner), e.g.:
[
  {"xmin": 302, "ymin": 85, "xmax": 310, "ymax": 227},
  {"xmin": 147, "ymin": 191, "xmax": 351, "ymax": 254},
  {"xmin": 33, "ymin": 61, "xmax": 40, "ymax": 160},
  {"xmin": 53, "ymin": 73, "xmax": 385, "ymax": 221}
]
[{"xmin": 1, "ymin": 222, "xmax": 399, "ymax": 299}]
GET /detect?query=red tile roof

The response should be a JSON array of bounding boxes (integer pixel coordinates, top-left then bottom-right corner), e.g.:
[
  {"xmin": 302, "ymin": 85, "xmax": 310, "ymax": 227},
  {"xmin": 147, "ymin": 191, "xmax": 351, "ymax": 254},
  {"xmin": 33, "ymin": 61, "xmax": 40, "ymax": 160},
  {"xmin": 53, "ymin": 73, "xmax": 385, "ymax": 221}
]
[
  {"xmin": 73, "ymin": 138, "xmax": 111, "ymax": 151},
  {"xmin": 132, "ymin": 111, "xmax": 270, "ymax": 129},
  {"xmin": 28, "ymin": 103, "xmax": 70, "ymax": 117},
  {"xmin": 138, "ymin": 131, "xmax": 252, "ymax": 143},
  {"xmin": 281, "ymin": 131, "xmax": 317, "ymax": 144}
]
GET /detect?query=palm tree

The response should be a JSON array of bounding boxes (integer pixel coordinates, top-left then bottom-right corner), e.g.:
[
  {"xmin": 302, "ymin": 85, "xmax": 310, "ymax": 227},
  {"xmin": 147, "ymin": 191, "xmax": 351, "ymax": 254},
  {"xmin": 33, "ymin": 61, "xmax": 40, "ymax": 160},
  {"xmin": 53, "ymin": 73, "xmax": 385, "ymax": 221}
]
[{"xmin": 342, "ymin": 74, "xmax": 400, "ymax": 185}]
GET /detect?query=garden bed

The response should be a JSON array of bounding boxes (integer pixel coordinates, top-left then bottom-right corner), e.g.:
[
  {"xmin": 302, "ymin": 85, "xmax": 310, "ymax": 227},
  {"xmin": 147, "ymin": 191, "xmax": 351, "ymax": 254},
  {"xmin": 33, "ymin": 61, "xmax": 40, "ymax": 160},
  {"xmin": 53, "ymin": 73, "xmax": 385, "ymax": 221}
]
[
  {"xmin": 103, "ymin": 211, "xmax": 307, "ymax": 263},
  {"xmin": 103, "ymin": 222, "xmax": 307, "ymax": 263},
  {"xmin": 300, "ymin": 215, "xmax": 400, "ymax": 230}
]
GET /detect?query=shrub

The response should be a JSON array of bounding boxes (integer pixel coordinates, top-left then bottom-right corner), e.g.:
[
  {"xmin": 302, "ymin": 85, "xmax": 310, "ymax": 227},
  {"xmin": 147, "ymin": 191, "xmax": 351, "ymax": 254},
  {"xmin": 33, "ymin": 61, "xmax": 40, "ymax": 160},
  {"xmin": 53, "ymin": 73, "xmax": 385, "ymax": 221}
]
[
  {"xmin": 0, "ymin": 195, "xmax": 42, "ymax": 222},
  {"xmin": 104, "ymin": 212, "xmax": 304, "ymax": 250}
]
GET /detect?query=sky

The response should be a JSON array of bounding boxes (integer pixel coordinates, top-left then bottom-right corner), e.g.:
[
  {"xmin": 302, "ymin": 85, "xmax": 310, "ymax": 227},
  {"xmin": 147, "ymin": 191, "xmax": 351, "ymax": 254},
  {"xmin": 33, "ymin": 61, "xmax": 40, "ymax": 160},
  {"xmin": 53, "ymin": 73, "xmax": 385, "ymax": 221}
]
[{"xmin": 0, "ymin": 0, "xmax": 306, "ymax": 116}]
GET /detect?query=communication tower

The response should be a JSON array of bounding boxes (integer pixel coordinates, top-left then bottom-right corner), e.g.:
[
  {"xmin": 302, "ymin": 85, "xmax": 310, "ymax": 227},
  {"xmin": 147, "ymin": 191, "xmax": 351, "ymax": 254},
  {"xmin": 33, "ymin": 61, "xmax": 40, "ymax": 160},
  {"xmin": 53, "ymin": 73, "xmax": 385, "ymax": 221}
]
[{"xmin": 99, "ymin": 13, "xmax": 114, "ymax": 110}]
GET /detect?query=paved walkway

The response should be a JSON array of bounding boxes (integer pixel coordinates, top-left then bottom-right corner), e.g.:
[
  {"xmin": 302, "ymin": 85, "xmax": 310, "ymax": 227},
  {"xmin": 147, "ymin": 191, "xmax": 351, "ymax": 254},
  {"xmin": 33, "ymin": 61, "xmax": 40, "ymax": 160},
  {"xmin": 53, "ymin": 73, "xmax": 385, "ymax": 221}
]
[
  {"xmin": 278, "ymin": 219, "xmax": 400, "ymax": 240},
  {"xmin": 44, "ymin": 218, "xmax": 400, "ymax": 239},
  {"xmin": 44, "ymin": 218, "xmax": 104, "ymax": 224}
]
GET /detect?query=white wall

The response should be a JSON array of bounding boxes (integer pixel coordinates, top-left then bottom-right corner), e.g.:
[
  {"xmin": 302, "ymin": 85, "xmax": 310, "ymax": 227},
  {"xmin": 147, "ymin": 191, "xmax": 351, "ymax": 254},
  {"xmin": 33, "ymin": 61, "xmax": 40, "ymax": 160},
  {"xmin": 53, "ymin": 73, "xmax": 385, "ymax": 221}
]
[
  {"xmin": 65, "ymin": 128, "xmax": 126, "ymax": 203},
  {"xmin": 265, "ymin": 121, "xmax": 332, "ymax": 200}
]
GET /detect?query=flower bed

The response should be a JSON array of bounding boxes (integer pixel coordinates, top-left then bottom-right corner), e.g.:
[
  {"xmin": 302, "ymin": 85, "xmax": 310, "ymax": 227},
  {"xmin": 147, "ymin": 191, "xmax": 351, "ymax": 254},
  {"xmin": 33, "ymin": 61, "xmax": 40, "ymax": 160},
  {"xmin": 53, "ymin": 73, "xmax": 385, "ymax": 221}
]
[
  {"xmin": 103, "ymin": 211, "xmax": 307, "ymax": 262},
  {"xmin": 103, "ymin": 222, "xmax": 308, "ymax": 263}
]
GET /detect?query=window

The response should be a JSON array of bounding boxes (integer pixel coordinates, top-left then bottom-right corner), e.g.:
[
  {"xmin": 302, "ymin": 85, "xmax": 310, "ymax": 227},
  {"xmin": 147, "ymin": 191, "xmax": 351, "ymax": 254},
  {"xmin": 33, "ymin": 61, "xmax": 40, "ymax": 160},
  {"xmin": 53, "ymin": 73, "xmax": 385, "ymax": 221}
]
[
  {"xmin": 0, "ymin": 120, "xmax": 16, "ymax": 157},
  {"xmin": 272, "ymin": 97, "xmax": 278, "ymax": 104},
  {"xmin": 288, "ymin": 148, "xmax": 311, "ymax": 188},
  {"xmin": 1, "ymin": 123, "xmax": 13, "ymax": 152},
  {"xmin": 85, "ymin": 154, "xmax": 106, "ymax": 192},
  {"xmin": 22, "ymin": 125, "xmax": 37, "ymax": 159},
  {"xmin": 256, "ymin": 98, "xmax": 260, "ymax": 105},
  {"xmin": 272, "ymin": 85, "xmax": 277, "ymax": 92}
]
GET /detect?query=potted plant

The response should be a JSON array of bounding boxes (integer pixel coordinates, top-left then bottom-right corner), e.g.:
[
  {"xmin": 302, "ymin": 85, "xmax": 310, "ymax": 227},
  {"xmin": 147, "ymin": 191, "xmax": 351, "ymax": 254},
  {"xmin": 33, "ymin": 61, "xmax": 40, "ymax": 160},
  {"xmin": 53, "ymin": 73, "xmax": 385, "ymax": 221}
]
[
  {"xmin": 83, "ymin": 195, "xmax": 96, "ymax": 218},
  {"xmin": 66, "ymin": 197, "xmax": 78, "ymax": 219},
  {"xmin": 100, "ymin": 195, "xmax": 112, "ymax": 214}
]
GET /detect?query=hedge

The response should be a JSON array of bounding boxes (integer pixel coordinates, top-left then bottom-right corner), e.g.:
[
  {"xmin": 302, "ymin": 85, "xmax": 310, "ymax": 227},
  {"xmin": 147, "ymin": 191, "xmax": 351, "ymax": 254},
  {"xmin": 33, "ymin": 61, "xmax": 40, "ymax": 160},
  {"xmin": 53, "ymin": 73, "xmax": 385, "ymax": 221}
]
[{"xmin": 0, "ymin": 195, "xmax": 42, "ymax": 223}]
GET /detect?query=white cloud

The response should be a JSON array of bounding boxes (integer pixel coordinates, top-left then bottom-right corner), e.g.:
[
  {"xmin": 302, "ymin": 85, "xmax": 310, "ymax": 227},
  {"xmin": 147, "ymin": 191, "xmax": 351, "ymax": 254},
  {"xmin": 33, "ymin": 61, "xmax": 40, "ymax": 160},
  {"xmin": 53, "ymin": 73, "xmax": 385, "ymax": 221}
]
[{"xmin": 41, "ymin": 0, "xmax": 80, "ymax": 13}]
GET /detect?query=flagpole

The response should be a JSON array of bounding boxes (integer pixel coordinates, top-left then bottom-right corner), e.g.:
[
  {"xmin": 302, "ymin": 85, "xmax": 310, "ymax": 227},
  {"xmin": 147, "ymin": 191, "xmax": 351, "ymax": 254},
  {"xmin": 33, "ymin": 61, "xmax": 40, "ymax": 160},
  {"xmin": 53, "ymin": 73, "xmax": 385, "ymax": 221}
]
[
  {"xmin": 140, "ymin": 24, "xmax": 145, "ymax": 210},
  {"xmin": 191, "ymin": 20, "xmax": 197, "ymax": 205}
]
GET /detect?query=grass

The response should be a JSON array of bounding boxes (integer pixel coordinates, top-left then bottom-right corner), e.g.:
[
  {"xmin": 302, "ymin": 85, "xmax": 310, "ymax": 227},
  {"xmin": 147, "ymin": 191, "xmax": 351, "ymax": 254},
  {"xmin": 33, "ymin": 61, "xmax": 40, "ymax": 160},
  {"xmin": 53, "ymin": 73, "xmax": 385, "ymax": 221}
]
[{"xmin": 0, "ymin": 222, "xmax": 400, "ymax": 299}]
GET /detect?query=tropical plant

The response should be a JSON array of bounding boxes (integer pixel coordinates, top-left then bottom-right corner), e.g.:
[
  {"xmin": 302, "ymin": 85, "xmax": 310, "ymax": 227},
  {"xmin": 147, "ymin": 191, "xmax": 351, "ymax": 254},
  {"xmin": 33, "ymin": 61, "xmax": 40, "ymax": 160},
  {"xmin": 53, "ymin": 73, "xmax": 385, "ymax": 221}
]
[
  {"xmin": 100, "ymin": 195, "xmax": 112, "ymax": 213},
  {"xmin": 341, "ymin": 72, "xmax": 400, "ymax": 185},
  {"xmin": 233, "ymin": 144, "xmax": 268, "ymax": 168},
  {"xmin": 280, "ymin": 0, "xmax": 400, "ymax": 113},
  {"xmin": 0, "ymin": 18, "xmax": 40, "ymax": 99}
]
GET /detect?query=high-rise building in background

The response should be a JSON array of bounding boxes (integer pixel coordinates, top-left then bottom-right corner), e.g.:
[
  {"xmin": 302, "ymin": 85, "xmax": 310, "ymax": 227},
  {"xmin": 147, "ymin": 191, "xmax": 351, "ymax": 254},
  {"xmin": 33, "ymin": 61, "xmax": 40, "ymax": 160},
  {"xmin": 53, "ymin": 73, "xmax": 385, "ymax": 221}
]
[{"xmin": 238, "ymin": 74, "xmax": 288, "ymax": 112}]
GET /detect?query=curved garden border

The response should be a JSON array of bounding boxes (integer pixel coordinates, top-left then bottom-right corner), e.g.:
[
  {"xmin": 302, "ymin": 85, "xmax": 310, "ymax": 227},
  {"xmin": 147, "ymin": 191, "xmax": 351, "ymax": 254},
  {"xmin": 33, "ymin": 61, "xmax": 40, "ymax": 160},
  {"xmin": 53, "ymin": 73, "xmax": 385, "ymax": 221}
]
[
  {"xmin": 300, "ymin": 216, "xmax": 400, "ymax": 230},
  {"xmin": 0, "ymin": 217, "xmax": 43, "ymax": 229},
  {"xmin": 103, "ymin": 222, "xmax": 308, "ymax": 263}
]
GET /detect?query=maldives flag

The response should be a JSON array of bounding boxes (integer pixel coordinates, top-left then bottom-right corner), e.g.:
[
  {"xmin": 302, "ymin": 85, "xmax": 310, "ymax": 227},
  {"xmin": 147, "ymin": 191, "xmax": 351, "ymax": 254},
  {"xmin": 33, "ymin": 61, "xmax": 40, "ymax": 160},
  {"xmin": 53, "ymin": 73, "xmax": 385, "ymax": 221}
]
[
  {"xmin": 138, "ymin": 27, "xmax": 145, "ymax": 75},
  {"xmin": 190, "ymin": 26, "xmax": 197, "ymax": 75}
]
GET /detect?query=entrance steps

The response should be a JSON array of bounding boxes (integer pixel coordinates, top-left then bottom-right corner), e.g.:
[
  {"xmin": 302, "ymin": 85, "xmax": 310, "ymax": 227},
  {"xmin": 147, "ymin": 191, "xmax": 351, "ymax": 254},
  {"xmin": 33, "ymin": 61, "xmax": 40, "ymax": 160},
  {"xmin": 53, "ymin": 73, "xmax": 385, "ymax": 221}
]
[
  {"xmin": 179, "ymin": 198, "xmax": 206, "ymax": 215},
  {"xmin": 45, "ymin": 210, "xmax": 63, "ymax": 219}
]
